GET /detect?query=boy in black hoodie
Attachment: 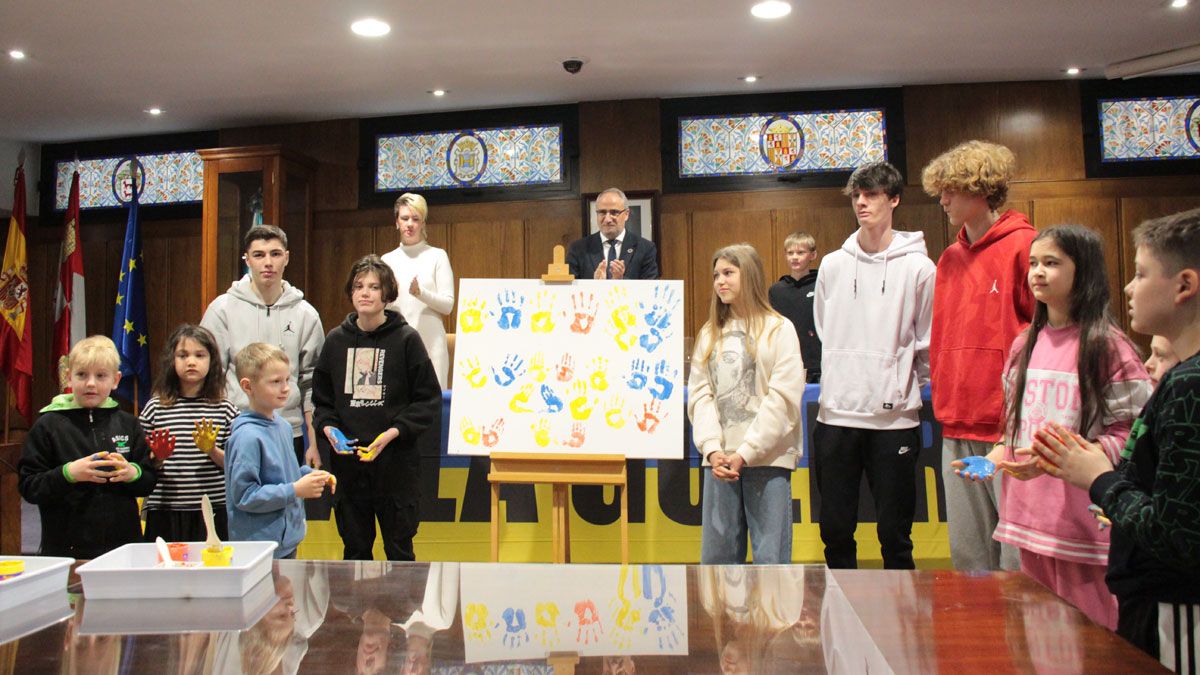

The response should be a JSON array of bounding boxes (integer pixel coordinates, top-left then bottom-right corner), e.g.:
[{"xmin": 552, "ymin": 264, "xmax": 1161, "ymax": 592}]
[
  {"xmin": 18, "ymin": 335, "xmax": 157, "ymax": 558},
  {"xmin": 769, "ymin": 231, "xmax": 821, "ymax": 383},
  {"xmin": 313, "ymin": 255, "xmax": 441, "ymax": 561}
]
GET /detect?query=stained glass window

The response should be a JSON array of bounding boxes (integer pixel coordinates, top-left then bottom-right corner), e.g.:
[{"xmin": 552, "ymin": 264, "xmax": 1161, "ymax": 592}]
[
  {"xmin": 54, "ymin": 151, "xmax": 203, "ymax": 209},
  {"xmin": 1099, "ymin": 96, "xmax": 1200, "ymax": 162},
  {"xmin": 678, "ymin": 109, "xmax": 888, "ymax": 178},
  {"xmin": 375, "ymin": 124, "xmax": 564, "ymax": 191}
]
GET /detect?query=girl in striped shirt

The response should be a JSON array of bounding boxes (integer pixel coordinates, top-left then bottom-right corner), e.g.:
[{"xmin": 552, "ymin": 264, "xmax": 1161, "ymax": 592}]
[{"xmin": 141, "ymin": 324, "xmax": 239, "ymax": 541}]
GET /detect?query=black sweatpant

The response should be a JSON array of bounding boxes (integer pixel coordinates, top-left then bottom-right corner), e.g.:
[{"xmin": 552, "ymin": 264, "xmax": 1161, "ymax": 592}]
[
  {"xmin": 812, "ymin": 421, "xmax": 920, "ymax": 569},
  {"xmin": 334, "ymin": 496, "xmax": 419, "ymax": 561}
]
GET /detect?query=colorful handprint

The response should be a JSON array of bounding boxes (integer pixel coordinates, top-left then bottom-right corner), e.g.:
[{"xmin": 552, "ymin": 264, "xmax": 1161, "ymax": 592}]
[
  {"xmin": 459, "ymin": 298, "xmax": 487, "ymax": 333},
  {"xmin": 638, "ymin": 285, "xmax": 679, "ymax": 353},
  {"xmin": 530, "ymin": 290, "xmax": 557, "ymax": 333},
  {"xmin": 491, "ymin": 354, "xmax": 526, "ymax": 387},
  {"xmin": 564, "ymin": 422, "xmax": 586, "ymax": 448},
  {"xmin": 528, "ymin": 352, "xmax": 548, "ymax": 383},
  {"xmin": 535, "ymin": 602, "xmax": 561, "ymax": 647},
  {"xmin": 458, "ymin": 356, "xmax": 488, "ymax": 388},
  {"xmin": 493, "ymin": 290, "xmax": 525, "ymax": 330},
  {"xmin": 568, "ymin": 380, "xmax": 597, "ymax": 421},
  {"xmin": 588, "ymin": 356, "xmax": 610, "ymax": 391},
  {"xmin": 627, "ymin": 358, "xmax": 650, "ymax": 390},
  {"xmin": 540, "ymin": 384, "xmax": 564, "ymax": 414},
  {"xmin": 556, "ymin": 353, "xmax": 575, "ymax": 382},
  {"xmin": 481, "ymin": 419, "xmax": 505, "ymax": 448},
  {"xmin": 464, "ymin": 603, "xmax": 493, "ymax": 641},
  {"xmin": 604, "ymin": 395, "xmax": 627, "ymax": 429},
  {"xmin": 606, "ymin": 287, "xmax": 638, "ymax": 351},
  {"xmin": 570, "ymin": 292, "xmax": 599, "ymax": 334},
  {"xmin": 460, "ymin": 417, "xmax": 481, "ymax": 445},
  {"xmin": 500, "ymin": 607, "xmax": 530, "ymax": 648},
  {"xmin": 648, "ymin": 360, "xmax": 677, "ymax": 401},
  {"xmin": 509, "ymin": 383, "xmax": 535, "ymax": 413},
  {"xmin": 636, "ymin": 399, "xmax": 666, "ymax": 433},
  {"xmin": 574, "ymin": 600, "xmax": 603, "ymax": 645},
  {"xmin": 531, "ymin": 418, "xmax": 553, "ymax": 447}
]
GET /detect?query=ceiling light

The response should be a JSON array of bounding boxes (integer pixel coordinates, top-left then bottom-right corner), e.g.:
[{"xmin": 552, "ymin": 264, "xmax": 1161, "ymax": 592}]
[
  {"xmin": 1170, "ymin": 0, "xmax": 1188, "ymax": 8},
  {"xmin": 8, "ymin": 49, "xmax": 25, "ymax": 60},
  {"xmin": 430, "ymin": 89, "xmax": 446, "ymax": 97},
  {"xmin": 751, "ymin": 1, "xmax": 792, "ymax": 19},
  {"xmin": 144, "ymin": 107, "xmax": 163, "ymax": 115},
  {"xmin": 351, "ymin": 18, "xmax": 391, "ymax": 37},
  {"xmin": 741, "ymin": 75, "xmax": 759, "ymax": 83},
  {"xmin": 1064, "ymin": 67, "xmax": 1081, "ymax": 76}
]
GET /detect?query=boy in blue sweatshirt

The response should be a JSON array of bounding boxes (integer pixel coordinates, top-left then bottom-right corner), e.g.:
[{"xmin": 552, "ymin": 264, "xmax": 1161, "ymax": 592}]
[{"xmin": 226, "ymin": 342, "xmax": 333, "ymax": 559}]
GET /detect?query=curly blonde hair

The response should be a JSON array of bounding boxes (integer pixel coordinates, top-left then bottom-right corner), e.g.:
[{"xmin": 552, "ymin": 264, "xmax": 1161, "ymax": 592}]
[{"xmin": 921, "ymin": 140, "xmax": 1016, "ymax": 210}]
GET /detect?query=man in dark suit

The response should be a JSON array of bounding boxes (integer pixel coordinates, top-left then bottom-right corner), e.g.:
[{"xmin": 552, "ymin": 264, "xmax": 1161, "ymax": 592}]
[{"xmin": 567, "ymin": 187, "xmax": 659, "ymax": 280}]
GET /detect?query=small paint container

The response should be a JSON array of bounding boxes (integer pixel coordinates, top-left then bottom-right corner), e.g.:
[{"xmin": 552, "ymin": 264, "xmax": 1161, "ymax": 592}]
[
  {"xmin": 0, "ymin": 559, "xmax": 26, "ymax": 581},
  {"xmin": 157, "ymin": 543, "xmax": 190, "ymax": 564}
]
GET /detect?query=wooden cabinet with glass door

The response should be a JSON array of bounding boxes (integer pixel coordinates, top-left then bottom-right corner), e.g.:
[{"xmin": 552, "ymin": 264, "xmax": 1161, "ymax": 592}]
[{"xmin": 198, "ymin": 145, "xmax": 315, "ymax": 307}]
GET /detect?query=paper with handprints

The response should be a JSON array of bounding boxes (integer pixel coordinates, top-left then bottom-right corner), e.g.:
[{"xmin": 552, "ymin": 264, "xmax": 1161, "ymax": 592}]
[
  {"xmin": 449, "ymin": 279, "xmax": 684, "ymax": 458},
  {"xmin": 459, "ymin": 562, "xmax": 688, "ymax": 662}
]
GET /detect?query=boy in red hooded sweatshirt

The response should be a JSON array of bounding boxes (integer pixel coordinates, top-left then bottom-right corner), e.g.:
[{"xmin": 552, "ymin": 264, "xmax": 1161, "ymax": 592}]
[{"xmin": 922, "ymin": 140, "xmax": 1036, "ymax": 571}]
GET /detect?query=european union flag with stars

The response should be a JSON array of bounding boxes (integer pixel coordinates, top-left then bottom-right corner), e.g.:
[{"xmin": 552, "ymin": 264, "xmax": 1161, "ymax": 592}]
[{"xmin": 110, "ymin": 183, "xmax": 150, "ymax": 407}]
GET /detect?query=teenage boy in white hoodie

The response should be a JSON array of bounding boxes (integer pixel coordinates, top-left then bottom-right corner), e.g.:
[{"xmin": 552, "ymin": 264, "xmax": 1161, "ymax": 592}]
[
  {"xmin": 813, "ymin": 162, "xmax": 936, "ymax": 569},
  {"xmin": 202, "ymin": 224, "xmax": 325, "ymax": 470}
]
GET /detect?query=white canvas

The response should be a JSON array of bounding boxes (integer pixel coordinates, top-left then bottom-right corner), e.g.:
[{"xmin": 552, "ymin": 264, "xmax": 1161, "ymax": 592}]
[
  {"xmin": 449, "ymin": 279, "xmax": 685, "ymax": 459},
  {"xmin": 459, "ymin": 563, "xmax": 688, "ymax": 662}
]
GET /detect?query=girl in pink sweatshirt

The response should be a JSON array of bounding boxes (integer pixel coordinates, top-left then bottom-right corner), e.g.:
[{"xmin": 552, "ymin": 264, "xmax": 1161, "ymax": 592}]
[{"xmin": 954, "ymin": 225, "xmax": 1151, "ymax": 629}]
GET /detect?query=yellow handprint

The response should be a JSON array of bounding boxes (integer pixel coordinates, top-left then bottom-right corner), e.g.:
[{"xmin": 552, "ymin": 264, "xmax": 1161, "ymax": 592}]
[
  {"xmin": 458, "ymin": 356, "xmax": 488, "ymax": 388},
  {"xmin": 460, "ymin": 417, "xmax": 481, "ymax": 445},
  {"xmin": 609, "ymin": 565, "xmax": 642, "ymax": 648},
  {"xmin": 531, "ymin": 418, "xmax": 552, "ymax": 447},
  {"xmin": 464, "ymin": 603, "xmax": 493, "ymax": 641},
  {"xmin": 588, "ymin": 356, "xmax": 610, "ymax": 391},
  {"xmin": 528, "ymin": 352, "xmax": 548, "ymax": 383},
  {"xmin": 459, "ymin": 298, "xmax": 487, "ymax": 333},
  {"xmin": 568, "ymin": 380, "xmax": 597, "ymax": 421},
  {"xmin": 193, "ymin": 418, "xmax": 220, "ymax": 454},
  {"xmin": 508, "ymin": 383, "xmax": 535, "ymax": 413},
  {"xmin": 604, "ymin": 395, "xmax": 627, "ymax": 429},
  {"xmin": 530, "ymin": 290, "xmax": 557, "ymax": 333},
  {"xmin": 535, "ymin": 602, "xmax": 561, "ymax": 647},
  {"xmin": 607, "ymin": 287, "xmax": 638, "ymax": 351}
]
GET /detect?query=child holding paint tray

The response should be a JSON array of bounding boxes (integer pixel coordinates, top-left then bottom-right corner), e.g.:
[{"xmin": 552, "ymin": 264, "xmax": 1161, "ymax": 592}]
[
  {"xmin": 312, "ymin": 254, "xmax": 441, "ymax": 561},
  {"xmin": 139, "ymin": 324, "xmax": 239, "ymax": 542}
]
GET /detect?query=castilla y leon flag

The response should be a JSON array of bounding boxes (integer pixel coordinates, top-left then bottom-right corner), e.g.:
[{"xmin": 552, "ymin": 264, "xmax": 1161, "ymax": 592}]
[
  {"xmin": 0, "ymin": 164, "xmax": 32, "ymax": 423},
  {"xmin": 52, "ymin": 170, "xmax": 87, "ymax": 391}
]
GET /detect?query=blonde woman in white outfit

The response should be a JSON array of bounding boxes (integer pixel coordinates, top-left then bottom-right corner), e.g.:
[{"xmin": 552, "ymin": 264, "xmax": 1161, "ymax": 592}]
[{"xmin": 380, "ymin": 193, "xmax": 454, "ymax": 390}]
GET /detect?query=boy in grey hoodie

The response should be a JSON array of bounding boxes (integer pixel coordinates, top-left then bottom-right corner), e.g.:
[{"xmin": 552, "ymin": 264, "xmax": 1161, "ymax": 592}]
[
  {"xmin": 202, "ymin": 224, "xmax": 325, "ymax": 470},
  {"xmin": 812, "ymin": 162, "xmax": 936, "ymax": 569}
]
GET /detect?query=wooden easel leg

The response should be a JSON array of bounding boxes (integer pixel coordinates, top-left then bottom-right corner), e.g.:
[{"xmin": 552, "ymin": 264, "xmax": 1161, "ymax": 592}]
[
  {"xmin": 491, "ymin": 482, "xmax": 500, "ymax": 562},
  {"xmin": 621, "ymin": 484, "xmax": 629, "ymax": 565},
  {"xmin": 562, "ymin": 485, "xmax": 571, "ymax": 563}
]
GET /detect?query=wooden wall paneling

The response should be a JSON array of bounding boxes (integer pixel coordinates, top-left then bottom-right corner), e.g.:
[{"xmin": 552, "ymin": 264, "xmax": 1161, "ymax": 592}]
[
  {"xmin": 689, "ymin": 209, "xmax": 774, "ymax": 339},
  {"xmin": 1118, "ymin": 196, "xmax": 1200, "ymax": 350},
  {"xmin": 524, "ymin": 217, "xmax": 577, "ymax": 280},
  {"xmin": 995, "ymin": 81, "xmax": 1085, "ymax": 182},
  {"xmin": 447, "ymin": 220, "xmax": 525, "ymax": 329},
  {"xmin": 219, "ymin": 119, "xmax": 359, "ymax": 211},
  {"xmin": 167, "ymin": 235, "xmax": 204, "ymax": 328},
  {"xmin": 1030, "ymin": 197, "xmax": 1124, "ymax": 320},
  {"xmin": 306, "ymin": 225, "xmax": 376, "ymax": 334},
  {"xmin": 895, "ymin": 202, "xmax": 949, "ymax": 263},
  {"xmin": 658, "ymin": 211, "xmax": 691, "ymax": 335},
  {"xmin": 29, "ymin": 241, "xmax": 57, "ymax": 412},
  {"xmin": 903, "ymin": 84, "xmax": 999, "ymax": 180},
  {"xmin": 579, "ymin": 100, "xmax": 661, "ymax": 194}
]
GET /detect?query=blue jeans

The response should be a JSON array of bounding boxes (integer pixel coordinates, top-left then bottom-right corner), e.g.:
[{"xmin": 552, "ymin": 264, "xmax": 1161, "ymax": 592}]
[{"xmin": 701, "ymin": 465, "xmax": 793, "ymax": 564}]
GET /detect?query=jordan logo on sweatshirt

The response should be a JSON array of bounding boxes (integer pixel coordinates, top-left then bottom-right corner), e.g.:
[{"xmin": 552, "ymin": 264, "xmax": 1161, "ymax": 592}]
[{"xmin": 990, "ymin": 279, "xmax": 1000, "ymax": 294}]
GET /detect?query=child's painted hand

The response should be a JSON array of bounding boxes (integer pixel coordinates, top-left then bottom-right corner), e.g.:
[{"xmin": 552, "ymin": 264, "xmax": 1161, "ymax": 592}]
[
  {"xmin": 357, "ymin": 429, "xmax": 397, "ymax": 462},
  {"xmin": 1031, "ymin": 422, "xmax": 1115, "ymax": 491},
  {"xmin": 1003, "ymin": 448, "xmax": 1046, "ymax": 481},
  {"xmin": 326, "ymin": 473, "xmax": 337, "ymax": 494},
  {"xmin": 1087, "ymin": 504, "xmax": 1111, "ymax": 530},
  {"xmin": 952, "ymin": 455, "xmax": 997, "ymax": 482},
  {"xmin": 192, "ymin": 419, "xmax": 220, "ymax": 455},
  {"xmin": 104, "ymin": 452, "xmax": 138, "ymax": 483},
  {"xmin": 324, "ymin": 427, "xmax": 360, "ymax": 455},
  {"xmin": 66, "ymin": 454, "xmax": 119, "ymax": 483},
  {"xmin": 294, "ymin": 471, "xmax": 331, "ymax": 499},
  {"xmin": 147, "ymin": 428, "xmax": 176, "ymax": 461}
]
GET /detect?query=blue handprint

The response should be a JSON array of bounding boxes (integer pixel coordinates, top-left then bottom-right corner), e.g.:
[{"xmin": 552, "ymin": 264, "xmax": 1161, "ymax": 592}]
[
  {"xmin": 649, "ymin": 360, "xmax": 677, "ymax": 401},
  {"xmin": 495, "ymin": 290, "xmax": 525, "ymax": 330},
  {"xmin": 641, "ymin": 565, "xmax": 681, "ymax": 649},
  {"xmin": 327, "ymin": 427, "xmax": 359, "ymax": 455},
  {"xmin": 540, "ymin": 384, "xmax": 564, "ymax": 414},
  {"xmin": 958, "ymin": 455, "xmax": 996, "ymax": 480},
  {"xmin": 492, "ymin": 354, "xmax": 526, "ymax": 387},
  {"xmin": 501, "ymin": 607, "xmax": 530, "ymax": 648},
  {"xmin": 646, "ymin": 604, "xmax": 680, "ymax": 650},
  {"xmin": 638, "ymin": 286, "xmax": 679, "ymax": 353},
  {"xmin": 627, "ymin": 359, "xmax": 650, "ymax": 390}
]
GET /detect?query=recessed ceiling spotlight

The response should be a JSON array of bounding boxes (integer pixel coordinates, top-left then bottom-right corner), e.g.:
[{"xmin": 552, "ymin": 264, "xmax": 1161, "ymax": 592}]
[
  {"xmin": 8, "ymin": 49, "xmax": 26, "ymax": 60},
  {"xmin": 429, "ymin": 89, "xmax": 447, "ymax": 97},
  {"xmin": 1064, "ymin": 67, "xmax": 1082, "ymax": 76},
  {"xmin": 1170, "ymin": 0, "xmax": 1188, "ymax": 8},
  {"xmin": 751, "ymin": 1, "xmax": 792, "ymax": 19},
  {"xmin": 351, "ymin": 18, "xmax": 391, "ymax": 37},
  {"xmin": 144, "ymin": 107, "xmax": 163, "ymax": 115},
  {"xmin": 741, "ymin": 75, "xmax": 760, "ymax": 83}
]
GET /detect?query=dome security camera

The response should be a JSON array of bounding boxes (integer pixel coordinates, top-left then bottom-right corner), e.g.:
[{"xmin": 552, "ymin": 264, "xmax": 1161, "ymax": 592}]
[{"xmin": 562, "ymin": 59, "xmax": 584, "ymax": 74}]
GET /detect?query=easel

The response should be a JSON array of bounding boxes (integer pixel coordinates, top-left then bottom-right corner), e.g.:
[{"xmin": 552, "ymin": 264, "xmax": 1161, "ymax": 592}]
[{"xmin": 486, "ymin": 246, "xmax": 630, "ymax": 564}]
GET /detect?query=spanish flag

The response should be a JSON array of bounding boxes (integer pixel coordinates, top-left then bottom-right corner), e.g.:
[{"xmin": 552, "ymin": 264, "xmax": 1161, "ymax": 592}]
[{"xmin": 0, "ymin": 164, "xmax": 32, "ymax": 423}]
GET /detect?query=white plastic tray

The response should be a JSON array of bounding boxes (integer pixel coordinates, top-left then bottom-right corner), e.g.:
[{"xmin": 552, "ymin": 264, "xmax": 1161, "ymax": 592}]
[
  {"xmin": 0, "ymin": 593, "xmax": 73, "ymax": 644},
  {"xmin": 76, "ymin": 541, "xmax": 276, "ymax": 599},
  {"xmin": 79, "ymin": 573, "xmax": 278, "ymax": 635},
  {"xmin": 0, "ymin": 555, "xmax": 74, "ymax": 613}
]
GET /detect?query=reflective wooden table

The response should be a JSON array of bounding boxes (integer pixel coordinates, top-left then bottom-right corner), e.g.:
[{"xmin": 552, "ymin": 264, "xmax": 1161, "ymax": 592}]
[{"xmin": 0, "ymin": 561, "xmax": 1164, "ymax": 673}]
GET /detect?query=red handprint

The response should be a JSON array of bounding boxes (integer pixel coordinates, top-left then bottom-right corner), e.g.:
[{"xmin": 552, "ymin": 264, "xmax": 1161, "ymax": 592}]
[
  {"xmin": 569, "ymin": 292, "xmax": 599, "ymax": 334},
  {"xmin": 148, "ymin": 428, "xmax": 177, "ymax": 461},
  {"xmin": 637, "ymin": 400, "xmax": 666, "ymax": 434},
  {"xmin": 574, "ymin": 599, "xmax": 603, "ymax": 644},
  {"xmin": 556, "ymin": 353, "xmax": 575, "ymax": 382},
  {"xmin": 565, "ymin": 422, "xmax": 586, "ymax": 448},
  {"xmin": 482, "ymin": 418, "xmax": 506, "ymax": 448}
]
